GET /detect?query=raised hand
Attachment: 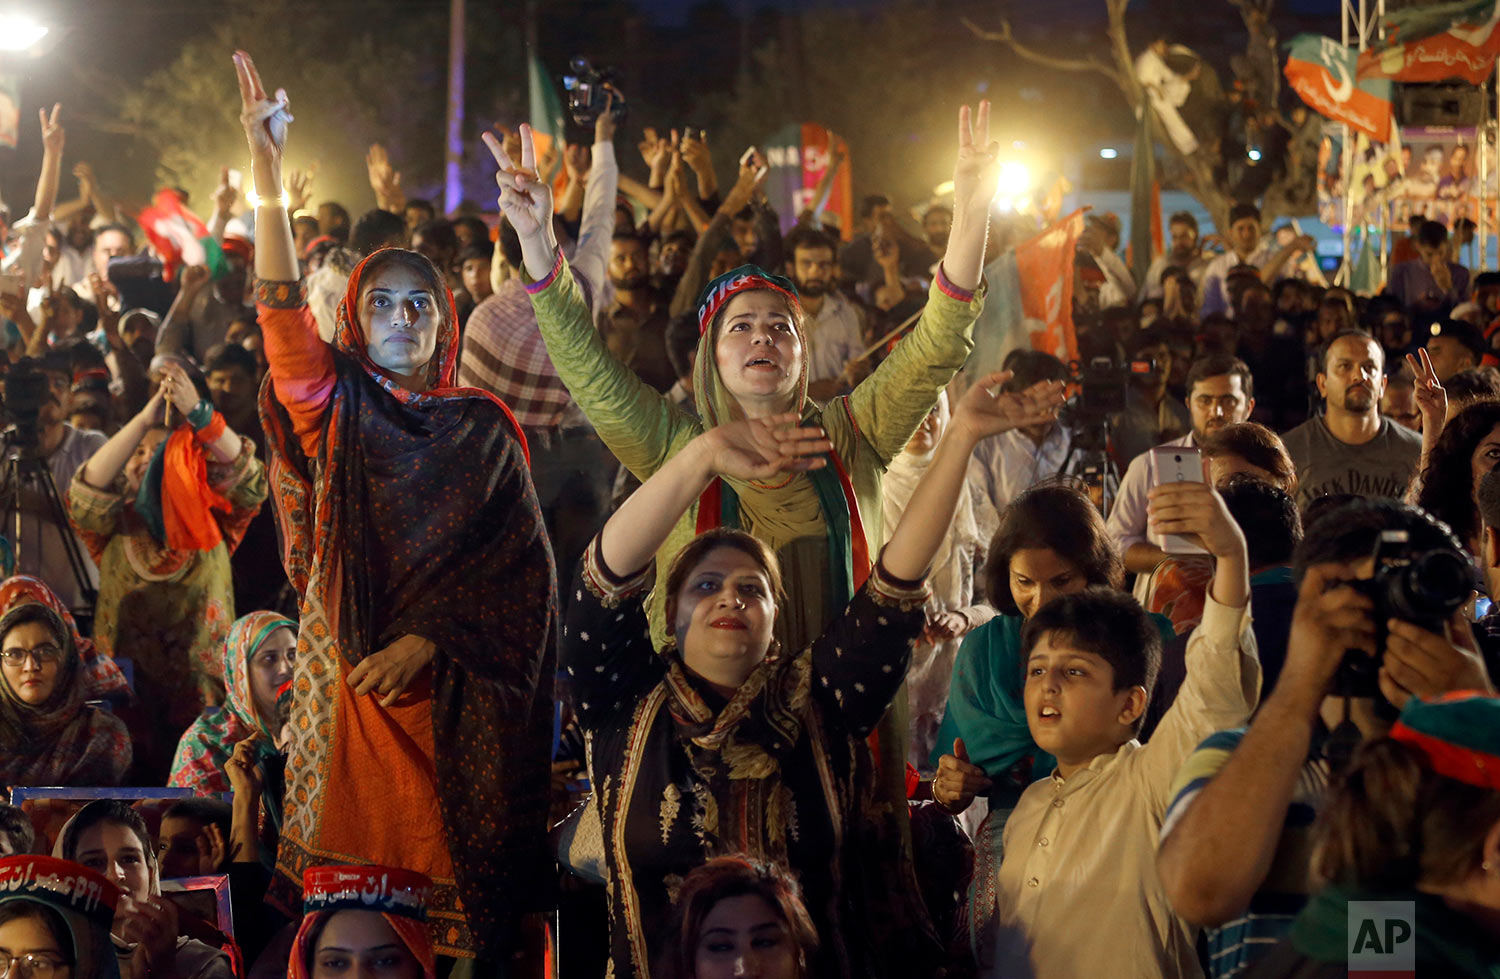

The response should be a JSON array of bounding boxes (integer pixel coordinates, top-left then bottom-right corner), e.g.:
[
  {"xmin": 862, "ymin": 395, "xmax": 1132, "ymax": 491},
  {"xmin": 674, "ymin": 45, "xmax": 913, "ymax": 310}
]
[
  {"xmin": 287, "ymin": 165, "xmax": 315, "ymax": 211},
  {"xmin": 594, "ymin": 90, "xmax": 617, "ymax": 144},
  {"xmin": 178, "ymin": 263, "xmax": 211, "ymax": 297},
  {"xmin": 212, "ymin": 166, "xmax": 237, "ymax": 216},
  {"xmin": 39, "ymin": 103, "xmax": 62, "ymax": 156},
  {"xmin": 700, "ymin": 412, "xmax": 832, "ymax": 482},
  {"xmin": 484, "ymin": 123, "xmax": 555, "ymax": 241},
  {"xmin": 950, "ymin": 369, "xmax": 1067, "ymax": 443},
  {"xmin": 1405, "ymin": 348, "xmax": 1446, "ymax": 434},
  {"xmin": 159, "ymin": 358, "xmax": 203, "ymax": 417},
  {"xmin": 952, "ymin": 101, "xmax": 999, "ymax": 214},
  {"xmin": 1147, "ymin": 480, "xmax": 1246, "ymax": 559},
  {"xmin": 233, "ymin": 51, "xmax": 291, "ymax": 171},
  {"xmin": 933, "ymin": 738, "xmax": 992, "ymax": 814},
  {"xmin": 365, "ymin": 143, "xmax": 402, "ymax": 203},
  {"xmin": 72, "ymin": 161, "xmax": 95, "ymax": 193}
]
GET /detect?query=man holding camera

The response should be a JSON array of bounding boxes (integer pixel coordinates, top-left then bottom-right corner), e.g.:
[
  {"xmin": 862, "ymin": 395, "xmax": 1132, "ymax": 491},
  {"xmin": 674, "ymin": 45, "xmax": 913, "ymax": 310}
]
[
  {"xmin": 1155, "ymin": 499, "xmax": 1493, "ymax": 979},
  {"xmin": 1281, "ymin": 330, "xmax": 1422, "ymax": 509},
  {"xmin": 1106, "ymin": 354, "xmax": 1256, "ymax": 576},
  {"xmin": 1, "ymin": 348, "xmax": 104, "ymax": 614}
]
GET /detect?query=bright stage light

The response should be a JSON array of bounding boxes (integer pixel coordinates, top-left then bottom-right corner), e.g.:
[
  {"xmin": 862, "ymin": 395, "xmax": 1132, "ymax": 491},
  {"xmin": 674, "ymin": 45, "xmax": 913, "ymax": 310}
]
[
  {"xmin": 997, "ymin": 161, "xmax": 1031, "ymax": 198},
  {"xmin": 1099, "ymin": 147, "xmax": 1118, "ymax": 159},
  {"xmin": 1247, "ymin": 148, "xmax": 1262, "ymax": 161},
  {"xmin": 0, "ymin": 13, "xmax": 47, "ymax": 51}
]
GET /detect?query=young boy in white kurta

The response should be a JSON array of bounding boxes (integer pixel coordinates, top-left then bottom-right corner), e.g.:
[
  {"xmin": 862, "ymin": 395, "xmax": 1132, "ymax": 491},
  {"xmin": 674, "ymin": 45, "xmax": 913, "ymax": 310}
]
[{"xmin": 983, "ymin": 480, "xmax": 1261, "ymax": 978}]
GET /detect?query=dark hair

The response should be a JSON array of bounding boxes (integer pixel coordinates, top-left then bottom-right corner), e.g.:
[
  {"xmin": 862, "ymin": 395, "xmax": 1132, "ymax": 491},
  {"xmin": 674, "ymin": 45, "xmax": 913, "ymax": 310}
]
[
  {"xmin": 1125, "ymin": 324, "xmax": 1168, "ymax": 359},
  {"xmin": 665, "ymin": 312, "xmax": 699, "ymax": 382},
  {"xmin": 1443, "ymin": 368, "xmax": 1500, "ymax": 406},
  {"xmin": 983, "ymin": 484, "xmax": 1124, "ymax": 614},
  {"xmin": 1185, "ymin": 353, "xmax": 1254, "ymax": 401},
  {"xmin": 458, "ymin": 242, "xmax": 494, "ymax": 267},
  {"xmin": 784, "ymin": 226, "xmax": 838, "ymax": 260},
  {"xmin": 1228, "ymin": 202, "xmax": 1261, "ymax": 226},
  {"xmin": 1415, "ymin": 399, "xmax": 1500, "ymax": 546},
  {"xmin": 611, "ymin": 230, "xmax": 648, "ymax": 253},
  {"xmin": 205, "ymin": 342, "xmax": 258, "ymax": 379},
  {"xmin": 1220, "ymin": 474, "xmax": 1302, "ymax": 568},
  {"xmin": 292, "ymin": 214, "xmax": 320, "ymax": 236},
  {"xmin": 162, "ymin": 798, "xmax": 232, "ymax": 838},
  {"xmin": 1475, "ymin": 271, "xmax": 1500, "ymax": 289},
  {"xmin": 661, "ymin": 229, "xmax": 695, "ymax": 251},
  {"xmin": 498, "ymin": 220, "xmax": 523, "ymax": 270},
  {"xmin": 1312, "ymin": 734, "xmax": 1500, "ymax": 889},
  {"xmin": 350, "ymin": 208, "xmax": 407, "ymax": 257},
  {"xmin": 319, "ymin": 202, "xmax": 352, "ymax": 243},
  {"xmin": 0, "ymin": 902, "xmax": 73, "ymax": 968},
  {"xmin": 1478, "ymin": 468, "xmax": 1500, "ymax": 531},
  {"xmin": 92, "ymin": 222, "xmax": 135, "ymax": 250},
  {"xmin": 1167, "ymin": 210, "xmax": 1198, "ymax": 233},
  {"xmin": 859, "ymin": 195, "xmax": 891, "ymax": 220},
  {"xmin": 60, "ymin": 800, "xmax": 152, "ymax": 866},
  {"xmin": 1320, "ymin": 329, "xmax": 1382, "ymax": 372},
  {"xmin": 405, "ymin": 199, "xmax": 436, "ymax": 220},
  {"xmin": 654, "ymin": 856, "xmax": 818, "ymax": 979},
  {"xmin": 0, "ymin": 803, "xmax": 34, "ymax": 855},
  {"xmin": 412, "ymin": 218, "xmax": 458, "ymax": 257},
  {"xmin": 1415, "ymin": 219, "xmax": 1449, "ymax": 249},
  {"xmin": 1020, "ymin": 587, "xmax": 1161, "ymax": 731},
  {"xmin": 452, "ymin": 215, "xmax": 489, "ymax": 245},
  {"xmin": 1200, "ymin": 422, "xmax": 1296, "ymax": 495},
  {"xmin": 662, "ymin": 528, "xmax": 785, "ymax": 628},
  {"xmin": 999, "ymin": 349, "xmax": 1068, "ymax": 392},
  {"xmin": 1294, "ymin": 499, "xmax": 1465, "ymax": 581}
]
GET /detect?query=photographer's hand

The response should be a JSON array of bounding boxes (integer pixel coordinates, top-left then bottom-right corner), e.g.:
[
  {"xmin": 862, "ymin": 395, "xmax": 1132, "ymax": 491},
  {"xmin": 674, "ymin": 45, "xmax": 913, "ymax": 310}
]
[
  {"xmin": 1379, "ymin": 608, "xmax": 1496, "ymax": 708},
  {"xmin": 1275, "ymin": 563, "xmax": 1375, "ymax": 714}
]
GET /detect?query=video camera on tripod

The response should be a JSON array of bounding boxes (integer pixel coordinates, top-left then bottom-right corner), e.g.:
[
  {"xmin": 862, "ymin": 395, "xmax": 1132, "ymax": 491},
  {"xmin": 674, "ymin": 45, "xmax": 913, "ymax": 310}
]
[
  {"xmin": 1056, "ymin": 356, "xmax": 1156, "ymax": 514},
  {"xmin": 0, "ymin": 357, "xmax": 99, "ymax": 622}
]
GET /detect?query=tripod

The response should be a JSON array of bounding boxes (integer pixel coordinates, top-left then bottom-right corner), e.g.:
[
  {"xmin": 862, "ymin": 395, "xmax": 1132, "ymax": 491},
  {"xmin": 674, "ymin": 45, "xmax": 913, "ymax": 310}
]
[
  {"xmin": 1059, "ymin": 413, "xmax": 1122, "ymax": 517},
  {"xmin": 0, "ymin": 430, "xmax": 99, "ymax": 630}
]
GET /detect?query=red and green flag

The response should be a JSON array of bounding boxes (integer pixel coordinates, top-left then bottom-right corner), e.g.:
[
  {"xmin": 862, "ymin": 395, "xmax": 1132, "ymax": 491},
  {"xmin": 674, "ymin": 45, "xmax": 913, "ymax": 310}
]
[
  {"xmin": 1285, "ymin": 34, "xmax": 1394, "ymax": 143},
  {"xmin": 1359, "ymin": 0, "xmax": 1500, "ymax": 85},
  {"xmin": 137, "ymin": 189, "xmax": 225, "ymax": 284}
]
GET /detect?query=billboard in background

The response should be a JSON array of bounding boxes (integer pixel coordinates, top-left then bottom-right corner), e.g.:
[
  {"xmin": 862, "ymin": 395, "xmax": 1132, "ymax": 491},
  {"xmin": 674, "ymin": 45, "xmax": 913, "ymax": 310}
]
[{"xmin": 1318, "ymin": 124, "xmax": 1489, "ymax": 230}]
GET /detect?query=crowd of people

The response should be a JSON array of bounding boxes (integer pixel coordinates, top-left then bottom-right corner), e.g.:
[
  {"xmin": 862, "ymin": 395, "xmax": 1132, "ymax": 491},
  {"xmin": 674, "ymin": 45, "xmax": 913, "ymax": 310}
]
[{"xmin": 0, "ymin": 47, "xmax": 1496, "ymax": 979}]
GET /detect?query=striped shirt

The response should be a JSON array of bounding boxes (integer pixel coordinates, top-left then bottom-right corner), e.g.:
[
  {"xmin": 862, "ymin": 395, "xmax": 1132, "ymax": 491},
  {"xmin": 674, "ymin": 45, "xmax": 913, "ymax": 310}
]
[{"xmin": 1160, "ymin": 728, "xmax": 1331, "ymax": 978}]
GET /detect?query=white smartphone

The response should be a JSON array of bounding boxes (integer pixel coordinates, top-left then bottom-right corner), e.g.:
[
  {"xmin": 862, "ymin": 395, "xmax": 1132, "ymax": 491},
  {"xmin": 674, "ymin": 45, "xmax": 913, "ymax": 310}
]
[
  {"xmin": 740, "ymin": 146, "xmax": 769, "ymax": 180},
  {"xmin": 1149, "ymin": 445, "xmax": 1207, "ymax": 555},
  {"xmin": 0, "ymin": 272, "xmax": 24, "ymax": 300}
]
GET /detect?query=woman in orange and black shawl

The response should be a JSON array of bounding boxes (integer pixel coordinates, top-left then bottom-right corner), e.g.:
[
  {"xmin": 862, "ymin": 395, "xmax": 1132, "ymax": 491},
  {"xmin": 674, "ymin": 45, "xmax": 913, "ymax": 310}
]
[{"xmin": 232, "ymin": 52, "xmax": 556, "ymax": 968}]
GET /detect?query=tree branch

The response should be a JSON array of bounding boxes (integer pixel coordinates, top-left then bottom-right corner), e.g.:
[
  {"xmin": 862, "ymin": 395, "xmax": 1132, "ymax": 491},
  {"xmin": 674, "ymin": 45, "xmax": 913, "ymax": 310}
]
[{"xmin": 962, "ymin": 16, "xmax": 1125, "ymax": 89}]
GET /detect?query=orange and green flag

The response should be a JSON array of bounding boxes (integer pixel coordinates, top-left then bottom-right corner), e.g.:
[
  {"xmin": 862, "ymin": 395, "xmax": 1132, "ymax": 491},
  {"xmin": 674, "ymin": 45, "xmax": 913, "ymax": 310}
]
[
  {"xmin": 1284, "ymin": 34, "xmax": 1394, "ymax": 143},
  {"xmin": 1359, "ymin": 0, "xmax": 1500, "ymax": 85}
]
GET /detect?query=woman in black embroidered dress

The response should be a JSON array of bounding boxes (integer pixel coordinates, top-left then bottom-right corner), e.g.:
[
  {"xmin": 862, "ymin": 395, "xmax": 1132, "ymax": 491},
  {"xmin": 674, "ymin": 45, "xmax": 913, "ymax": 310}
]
[{"xmin": 565, "ymin": 371, "xmax": 1064, "ymax": 979}]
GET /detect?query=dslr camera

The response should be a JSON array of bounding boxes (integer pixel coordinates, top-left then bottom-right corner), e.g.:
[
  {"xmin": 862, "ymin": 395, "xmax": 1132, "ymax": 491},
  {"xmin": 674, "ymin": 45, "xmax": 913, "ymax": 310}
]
[
  {"xmin": 563, "ymin": 57, "xmax": 627, "ymax": 127},
  {"xmin": 1335, "ymin": 529, "xmax": 1472, "ymax": 698}
]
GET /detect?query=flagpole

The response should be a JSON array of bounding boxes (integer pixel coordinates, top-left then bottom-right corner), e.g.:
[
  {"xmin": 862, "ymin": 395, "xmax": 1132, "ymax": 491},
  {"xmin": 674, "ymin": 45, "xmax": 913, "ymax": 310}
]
[{"xmin": 444, "ymin": 0, "xmax": 465, "ymax": 216}]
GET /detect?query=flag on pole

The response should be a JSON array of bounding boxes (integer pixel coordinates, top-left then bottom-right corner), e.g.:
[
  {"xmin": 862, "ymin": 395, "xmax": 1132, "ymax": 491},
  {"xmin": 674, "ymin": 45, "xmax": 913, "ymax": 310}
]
[
  {"xmin": 137, "ymin": 190, "xmax": 225, "ymax": 284},
  {"xmin": 528, "ymin": 52, "xmax": 566, "ymax": 181},
  {"xmin": 1360, "ymin": 0, "xmax": 1500, "ymax": 85},
  {"xmin": 1350, "ymin": 228, "xmax": 1381, "ymax": 295},
  {"xmin": 1284, "ymin": 34, "xmax": 1395, "ymax": 143},
  {"xmin": 969, "ymin": 209, "xmax": 1087, "ymax": 374}
]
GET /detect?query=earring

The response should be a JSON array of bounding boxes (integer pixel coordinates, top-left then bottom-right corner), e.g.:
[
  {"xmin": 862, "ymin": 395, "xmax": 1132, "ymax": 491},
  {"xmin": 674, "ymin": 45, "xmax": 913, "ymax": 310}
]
[{"xmin": 766, "ymin": 639, "xmax": 783, "ymax": 662}]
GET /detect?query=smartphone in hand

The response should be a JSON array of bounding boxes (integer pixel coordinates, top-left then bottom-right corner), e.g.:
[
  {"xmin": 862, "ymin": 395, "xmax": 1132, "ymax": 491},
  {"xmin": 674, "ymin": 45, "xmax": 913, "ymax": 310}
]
[{"xmin": 1149, "ymin": 445, "xmax": 1207, "ymax": 555}]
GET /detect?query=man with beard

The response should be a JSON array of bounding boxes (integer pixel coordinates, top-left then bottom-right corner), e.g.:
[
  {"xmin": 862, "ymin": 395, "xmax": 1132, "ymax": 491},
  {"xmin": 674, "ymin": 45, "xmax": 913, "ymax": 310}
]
[
  {"xmin": 2, "ymin": 349, "xmax": 105, "ymax": 615},
  {"xmin": 1141, "ymin": 211, "xmax": 1209, "ymax": 301},
  {"xmin": 597, "ymin": 232, "xmax": 674, "ymax": 391},
  {"xmin": 1106, "ymin": 354, "xmax": 1256, "ymax": 575},
  {"xmin": 1281, "ymin": 331, "xmax": 1421, "ymax": 508},
  {"xmin": 785, "ymin": 226, "xmax": 867, "ymax": 401}
]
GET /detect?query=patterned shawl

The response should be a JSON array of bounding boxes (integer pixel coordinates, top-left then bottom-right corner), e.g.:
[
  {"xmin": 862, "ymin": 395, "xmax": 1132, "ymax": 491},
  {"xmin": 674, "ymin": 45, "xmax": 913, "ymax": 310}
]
[
  {"xmin": 168, "ymin": 611, "xmax": 295, "ymax": 794},
  {"xmin": 0, "ymin": 575, "xmax": 131, "ymax": 786},
  {"xmin": 258, "ymin": 249, "xmax": 558, "ymax": 957}
]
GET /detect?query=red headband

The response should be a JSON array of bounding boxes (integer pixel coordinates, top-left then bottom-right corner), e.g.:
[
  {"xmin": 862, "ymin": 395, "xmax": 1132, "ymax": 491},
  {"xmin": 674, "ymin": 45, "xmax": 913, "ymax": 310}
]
[
  {"xmin": 695, "ymin": 268, "xmax": 801, "ymax": 336},
  {"xmin": 302, "ymin": 865, "xmax": 433, "ymax": 920}
]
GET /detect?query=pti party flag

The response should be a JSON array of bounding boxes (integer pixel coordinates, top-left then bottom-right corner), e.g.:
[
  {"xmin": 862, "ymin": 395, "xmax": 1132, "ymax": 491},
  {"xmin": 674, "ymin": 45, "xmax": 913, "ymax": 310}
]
[
  {"xmin": 1285, "ymin": 34, "xmax": 1394, "ymax": 143},
  {"xmin": 528, "ymin": 52, "xmax": 566, "ymax": 181},
  {"xmin": 137, "ymin": 189, "xmax": 225, "ymax": 284},
  {"xmin": 764, "ymin": 123, "xmax": 854, "ymax": 239},
  {"xmin": 1359, "ymin": 0, "xmax": 1500, "ymax": 85},
  {"xmin": 969, "ymin": 209, "xmax": 1086, "ymax": 375}
]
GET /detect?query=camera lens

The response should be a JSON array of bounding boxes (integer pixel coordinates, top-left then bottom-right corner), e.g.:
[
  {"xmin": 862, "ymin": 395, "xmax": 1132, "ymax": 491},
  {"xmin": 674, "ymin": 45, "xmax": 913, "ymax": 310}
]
[
  {"xmin": 1390, "ymin": 550, "xmax": 1471, "ymax": 621},
  {"xmin": 1174, "ymin": 455, "xmax": 1182, "ymax": 462}
]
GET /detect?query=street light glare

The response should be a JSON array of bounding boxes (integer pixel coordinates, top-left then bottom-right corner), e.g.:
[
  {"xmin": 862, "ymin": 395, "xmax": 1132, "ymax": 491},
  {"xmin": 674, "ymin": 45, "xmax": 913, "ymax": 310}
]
[
  {"xmin": 0, "ymin": 12, "xmax": 46, "ymax": 51},
  {"xmin": 1099, "ymin": 147, "xmax": 1118, "ymax": 159},
  {"xmin": 1247, "ymin": 148, "xmax": 1263, "ymax": 161}
]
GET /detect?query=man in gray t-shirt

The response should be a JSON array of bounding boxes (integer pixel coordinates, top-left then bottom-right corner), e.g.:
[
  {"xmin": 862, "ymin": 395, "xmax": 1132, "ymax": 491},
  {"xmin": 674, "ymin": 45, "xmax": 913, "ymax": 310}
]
[{"xmin": 1282, "ymin": 331, "xmax": 1422, "ymax": 508}]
